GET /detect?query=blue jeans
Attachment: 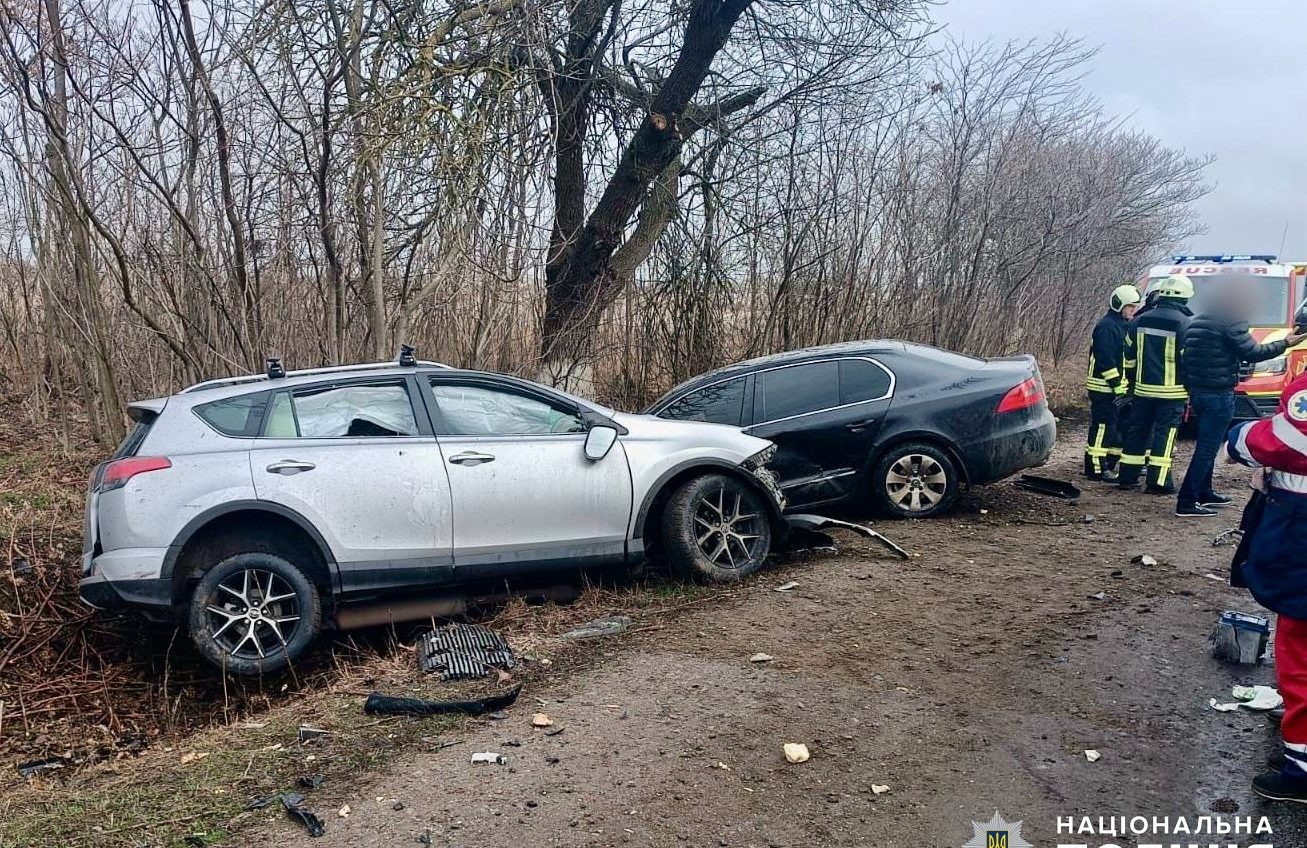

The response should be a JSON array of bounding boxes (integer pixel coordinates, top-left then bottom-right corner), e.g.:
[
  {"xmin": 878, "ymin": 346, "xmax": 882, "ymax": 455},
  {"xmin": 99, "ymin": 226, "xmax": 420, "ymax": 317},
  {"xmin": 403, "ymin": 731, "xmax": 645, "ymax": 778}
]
[{"xmin": 1177, "ymin": 390, "xmax": 1235, "ymax": 507}]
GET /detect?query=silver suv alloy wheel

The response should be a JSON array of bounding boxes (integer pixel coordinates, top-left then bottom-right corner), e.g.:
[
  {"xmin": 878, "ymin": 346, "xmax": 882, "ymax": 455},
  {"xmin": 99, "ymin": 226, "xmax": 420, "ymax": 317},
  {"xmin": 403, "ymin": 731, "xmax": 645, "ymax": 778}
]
[
  {"xmin": 693, "ymin": 484, "xmax": 765, "ymax": 569},
  {"xmin": 205, "ymin": 568, "xmax": 302, "ymax": 660}
]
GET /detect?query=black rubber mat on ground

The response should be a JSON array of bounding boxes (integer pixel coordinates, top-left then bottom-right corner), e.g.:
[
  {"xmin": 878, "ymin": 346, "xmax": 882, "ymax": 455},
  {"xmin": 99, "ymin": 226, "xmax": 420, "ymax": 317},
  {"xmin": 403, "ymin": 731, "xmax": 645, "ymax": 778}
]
[{"xmin": 417, "ymin": 623, "xmax": 515, "ymax": 680}]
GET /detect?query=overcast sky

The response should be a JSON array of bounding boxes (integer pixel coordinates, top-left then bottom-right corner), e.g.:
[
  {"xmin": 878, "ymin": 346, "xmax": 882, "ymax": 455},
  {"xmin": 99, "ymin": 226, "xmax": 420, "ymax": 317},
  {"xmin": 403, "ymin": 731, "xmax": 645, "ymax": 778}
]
[{"xmin": 933, "ymin": 0, "xmax": 1307, "ymax": 261}]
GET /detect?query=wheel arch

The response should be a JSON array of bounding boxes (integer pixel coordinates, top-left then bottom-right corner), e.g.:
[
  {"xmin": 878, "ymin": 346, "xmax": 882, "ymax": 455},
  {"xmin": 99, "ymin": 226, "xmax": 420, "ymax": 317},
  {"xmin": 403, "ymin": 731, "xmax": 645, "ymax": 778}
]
[
  {"xmin": 164, "ymin": 501, "xmax": 337, "ymax": 605},
  {"xmin": 867, "ymin": 430, "xmax": 971, "ymax": 486},
  {"xmin": 633, "ymin": 459, "xmax": 785, "ymax": 542}
]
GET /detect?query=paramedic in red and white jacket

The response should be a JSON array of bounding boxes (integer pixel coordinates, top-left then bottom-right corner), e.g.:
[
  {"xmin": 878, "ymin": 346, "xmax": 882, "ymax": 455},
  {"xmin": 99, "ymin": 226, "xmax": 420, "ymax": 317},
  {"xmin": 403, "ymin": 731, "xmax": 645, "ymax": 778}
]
[{"xmin": 1226, "ymin": 370, "xmax": 1307, "ymax": 803}]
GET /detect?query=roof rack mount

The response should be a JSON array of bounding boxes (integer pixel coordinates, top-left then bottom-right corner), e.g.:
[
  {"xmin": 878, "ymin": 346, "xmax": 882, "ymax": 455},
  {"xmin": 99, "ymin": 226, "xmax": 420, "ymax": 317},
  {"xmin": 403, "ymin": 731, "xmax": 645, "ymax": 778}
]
[{"xmin": 180, "ymin": 360, "xmax": 450, "ymax": 394}]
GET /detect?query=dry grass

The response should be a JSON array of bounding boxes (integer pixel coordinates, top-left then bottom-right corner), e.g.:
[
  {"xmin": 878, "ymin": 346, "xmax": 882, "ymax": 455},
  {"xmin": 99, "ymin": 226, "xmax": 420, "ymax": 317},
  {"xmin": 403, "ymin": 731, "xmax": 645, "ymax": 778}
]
[{"xmin": 0, "ymin": 576, "xmax": 731, "ymax": 847}]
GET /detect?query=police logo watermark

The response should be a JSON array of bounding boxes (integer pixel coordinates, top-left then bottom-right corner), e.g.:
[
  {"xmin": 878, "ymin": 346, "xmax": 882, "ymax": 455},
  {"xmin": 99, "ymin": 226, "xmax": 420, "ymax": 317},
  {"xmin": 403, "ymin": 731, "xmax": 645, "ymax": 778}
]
[{"xmin": 962, "ymin": 811, "xmax": 1033, "ymax": 848}]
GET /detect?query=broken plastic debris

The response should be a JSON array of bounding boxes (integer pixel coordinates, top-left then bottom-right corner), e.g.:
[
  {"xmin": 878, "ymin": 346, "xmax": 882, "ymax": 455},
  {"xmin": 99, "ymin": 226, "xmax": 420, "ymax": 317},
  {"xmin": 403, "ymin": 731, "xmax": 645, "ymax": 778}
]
[
  {"xmin": 1085, "ymin": 750, "xmax": 1101, "ymax": 763},
  {"xmin": 1209, "ymin": 698, "xmax": 1240, "ymax": 713},
  {"xmin": 784, "ymin": 514, "xmax": 910, "ymax": 560},
  {"xmin": 1088, "ymin": 592, "xmax": 1105, "ymax": 601},
  {"xmin": 871, "ymin": 784, "xmax": 890, "ymax": 795},
  {"xmin": 1233, "ymin": 685, "xmax": 1283, "ymax": 711},
  {"xmin": 1212, "ymin": 528, "xmax": 1243, "ymax": 548},
  {"xmin": 298, "ymin": 726, "xmax": 330, "ymax": 743},
  {"xmin": 775, "ymin": 581, "xmax": 799, "ymax": 592},
  {"xmin": 471, "ymin": 752, "xmax": 507, "ymax": 765},
  {"xmin": 16, "ymin": 757, "xmax": 69, "ymax": 778},
  {"xmin": 296, "ymin": 774, "xmax": 326, "ymax": 790},
  {"xmin": 337, "ymin": 804, "xmax": 351, "ymax": 818},
  {"xmin": 749, "ymin": 653, "xmax": 774, "ymax": 663},
  {"xmin": 417, "ymin": 623, "xmax": 515, "ymax": 680},
  {"xmin": 560, "ymin": 615, "xmax": 631, "ymax": 640},
  {"xmin": 279, "ymin": 792, "xmax": 325, "ymax": 838},
  {"xmin": 246, "ymin": 794, "xmax": 279, "ymax": 811},
  {"xmin": 363, "ymin": 684, "xmax": 523, "ymax": 717},
  {"xmin": 1131, "ymin": 554, "xmax": 1158, "ymax": 567},
  {"xmin": 783, "ymin": 743, "xmax": 811, "ymax": 764},
  {"xmin": 531, "ymin": 713, "xmax": 554, "ymax": 728},
  {"xmin": 1016, "ymin": 474, "xmax": 1081, "ymax": 501}
]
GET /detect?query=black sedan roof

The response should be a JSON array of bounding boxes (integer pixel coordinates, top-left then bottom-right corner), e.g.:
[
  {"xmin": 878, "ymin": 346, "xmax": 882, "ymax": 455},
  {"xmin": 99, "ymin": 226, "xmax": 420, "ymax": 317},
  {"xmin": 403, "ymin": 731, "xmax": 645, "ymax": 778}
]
[{"xmin": 649, "ymin": 340, "xmax": 909, "ymax": 409}]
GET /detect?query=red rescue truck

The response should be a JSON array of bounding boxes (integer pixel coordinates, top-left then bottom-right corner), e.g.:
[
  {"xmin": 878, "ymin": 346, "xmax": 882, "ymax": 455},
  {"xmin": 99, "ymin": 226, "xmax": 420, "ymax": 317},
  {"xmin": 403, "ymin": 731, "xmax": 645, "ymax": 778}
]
[{"xmin": 1144, "ymin": 255, "xmax": 1307, "ymax": 420}]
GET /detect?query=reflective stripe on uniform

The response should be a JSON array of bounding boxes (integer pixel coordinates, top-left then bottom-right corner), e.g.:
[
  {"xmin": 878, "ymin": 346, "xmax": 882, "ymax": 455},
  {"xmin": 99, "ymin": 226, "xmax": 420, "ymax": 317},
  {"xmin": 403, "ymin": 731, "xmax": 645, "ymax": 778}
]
[
  {"xmin": 1134, "ymin": 387, "xmax": 1189, "ymax": 400},
  {"xmin": 1271, "ymin": 470, "xmax": 1307, "ymax": 493},
  {"xmin": 1120, "ymin": 453, "xmax": 1147, "ymax": 467}
]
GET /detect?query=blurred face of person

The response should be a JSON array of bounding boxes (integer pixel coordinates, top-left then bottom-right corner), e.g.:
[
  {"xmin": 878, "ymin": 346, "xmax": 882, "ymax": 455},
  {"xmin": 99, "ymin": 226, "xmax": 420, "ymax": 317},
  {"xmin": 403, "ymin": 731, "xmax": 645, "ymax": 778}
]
[
  {"xmin": 1122, "ymin": 303, "xmax": 1139, "ymax": 320},
  {"xmin": 1213, "ymin": 277, "xmax": 1253, "ymax": 320}
]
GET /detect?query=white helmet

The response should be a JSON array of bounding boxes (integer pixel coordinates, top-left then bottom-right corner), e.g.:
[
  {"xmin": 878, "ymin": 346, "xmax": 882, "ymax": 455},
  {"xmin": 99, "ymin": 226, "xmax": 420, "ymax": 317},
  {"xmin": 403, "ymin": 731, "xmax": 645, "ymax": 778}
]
[{"xmin": 1110, "ymin": 284, "xmax": 1142, "ymax": 313}]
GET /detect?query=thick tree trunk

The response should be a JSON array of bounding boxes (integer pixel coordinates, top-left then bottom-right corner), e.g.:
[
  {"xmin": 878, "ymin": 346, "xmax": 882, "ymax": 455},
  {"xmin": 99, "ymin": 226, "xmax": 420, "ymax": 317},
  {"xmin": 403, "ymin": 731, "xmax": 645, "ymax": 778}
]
[{"xmin": 539, "ymin": 0, "xmax": 754, "ymax": 384}]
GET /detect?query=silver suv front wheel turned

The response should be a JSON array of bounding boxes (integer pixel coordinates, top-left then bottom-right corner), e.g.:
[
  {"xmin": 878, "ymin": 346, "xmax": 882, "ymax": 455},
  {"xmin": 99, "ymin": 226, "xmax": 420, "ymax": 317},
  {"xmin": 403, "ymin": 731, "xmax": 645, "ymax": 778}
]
[
  {"xmin": 187, "ymin": 552, "xmax": 321, "ymax": 676},
  {"xmin": 663, "ymin": 473, "xmax": 773, "ymax": 582}
]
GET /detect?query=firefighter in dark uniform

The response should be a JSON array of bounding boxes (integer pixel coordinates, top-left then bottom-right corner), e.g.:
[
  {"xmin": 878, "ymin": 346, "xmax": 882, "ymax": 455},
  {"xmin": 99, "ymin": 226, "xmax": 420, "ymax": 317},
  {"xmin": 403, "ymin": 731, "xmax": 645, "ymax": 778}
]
[
  {"xmin": 1084, "ymin": 284, "xmax": 1143, "ymax": 480},
  {"xmin": 1117, "ymin": 275, "xmax": 1195, "ymax": 493}
]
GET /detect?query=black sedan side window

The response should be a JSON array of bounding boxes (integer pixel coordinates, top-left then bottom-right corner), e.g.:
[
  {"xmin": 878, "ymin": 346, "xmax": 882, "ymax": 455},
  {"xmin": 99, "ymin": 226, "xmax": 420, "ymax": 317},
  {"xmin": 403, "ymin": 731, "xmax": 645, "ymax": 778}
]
[
  {"xmin": 756, "ymin": 361, "xmax": 840, "ymax": 422},
  {"xmin": 659, "ymin": 378, "xmax": 746, "ymax": 426},
  {"xmin": 839, "ymin": 359, "xmax": 892, "ymax": 403}
]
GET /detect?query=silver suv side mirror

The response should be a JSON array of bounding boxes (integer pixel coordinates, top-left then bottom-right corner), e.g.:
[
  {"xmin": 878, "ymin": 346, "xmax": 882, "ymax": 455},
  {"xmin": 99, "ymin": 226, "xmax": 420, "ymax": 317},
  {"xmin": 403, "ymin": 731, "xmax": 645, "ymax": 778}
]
[{"xmin": 584, "ymin": 425, "xmax": 618, "ymax": 461}]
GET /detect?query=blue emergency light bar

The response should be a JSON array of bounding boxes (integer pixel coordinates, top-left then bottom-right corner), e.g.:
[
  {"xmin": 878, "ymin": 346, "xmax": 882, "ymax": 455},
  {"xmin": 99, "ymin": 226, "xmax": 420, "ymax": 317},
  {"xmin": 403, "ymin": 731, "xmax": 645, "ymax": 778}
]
[{"xmin": 1170, "ymin": 254, "xmax": 1278, "ymax": 264}]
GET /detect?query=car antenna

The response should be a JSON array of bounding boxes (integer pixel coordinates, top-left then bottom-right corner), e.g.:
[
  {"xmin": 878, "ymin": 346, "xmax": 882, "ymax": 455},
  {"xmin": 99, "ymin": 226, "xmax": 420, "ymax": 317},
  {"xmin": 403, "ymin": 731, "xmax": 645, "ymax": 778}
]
[
  {"xmin": 398, "ymin": 344, "xmax": 417, "ymax": 367},
  {"xmin": 266, "ymin": 357, "xmax": 286, "ymax": 379}
]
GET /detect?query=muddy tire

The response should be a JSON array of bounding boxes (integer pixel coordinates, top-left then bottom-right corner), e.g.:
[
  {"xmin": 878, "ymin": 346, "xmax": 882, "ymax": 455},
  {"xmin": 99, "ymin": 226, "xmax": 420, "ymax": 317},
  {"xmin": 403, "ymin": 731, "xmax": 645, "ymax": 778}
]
[
  {"xmin": 871, "ymin": 442, "xmax": 958, "ymax": 519},
  {"xmin": 662, "ymin": 474, "xmax": 772, "ymax": 582},
  {"xmin": 187, "ymin": 552, "xmax": 321, "ymax": 676}
]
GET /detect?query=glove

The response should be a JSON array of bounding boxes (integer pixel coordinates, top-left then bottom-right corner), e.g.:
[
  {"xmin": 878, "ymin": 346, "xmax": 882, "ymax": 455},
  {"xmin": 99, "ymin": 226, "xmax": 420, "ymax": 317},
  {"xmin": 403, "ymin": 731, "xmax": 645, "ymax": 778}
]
[{"xmin": 1114, "ymin": 393, "xmax": 1132, "ymax": 410}]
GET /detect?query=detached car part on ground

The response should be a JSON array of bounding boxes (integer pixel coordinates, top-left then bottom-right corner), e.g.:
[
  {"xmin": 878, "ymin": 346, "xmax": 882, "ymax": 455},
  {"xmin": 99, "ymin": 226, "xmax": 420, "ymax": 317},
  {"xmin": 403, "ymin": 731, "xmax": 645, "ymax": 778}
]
[
  {"xmin": 644, "ymin": 340, "xmax": 1057, "ymax": 518},
  {"xmin": 80, "ymin": 358, "xmax": 787, "ymax": 676}
]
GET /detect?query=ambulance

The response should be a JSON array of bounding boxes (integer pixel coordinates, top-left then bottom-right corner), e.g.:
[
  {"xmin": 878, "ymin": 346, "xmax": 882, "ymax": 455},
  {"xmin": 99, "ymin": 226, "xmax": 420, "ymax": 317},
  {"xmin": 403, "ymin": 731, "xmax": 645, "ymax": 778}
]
[{"xmin": 1144, "ymin": 255, "xmax": 1307, "ymax": 420}]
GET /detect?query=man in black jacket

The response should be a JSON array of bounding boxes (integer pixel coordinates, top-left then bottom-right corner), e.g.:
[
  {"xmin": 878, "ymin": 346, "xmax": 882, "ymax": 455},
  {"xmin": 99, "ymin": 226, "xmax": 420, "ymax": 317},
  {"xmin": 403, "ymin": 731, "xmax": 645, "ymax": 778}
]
[
  {"xmin": 1176, "ymin": 279, "xmax": 1305, "ymax": 516},
  {"xmin": 1084, "ymin": 284, "xmax": 1142, "ymax": 480}
]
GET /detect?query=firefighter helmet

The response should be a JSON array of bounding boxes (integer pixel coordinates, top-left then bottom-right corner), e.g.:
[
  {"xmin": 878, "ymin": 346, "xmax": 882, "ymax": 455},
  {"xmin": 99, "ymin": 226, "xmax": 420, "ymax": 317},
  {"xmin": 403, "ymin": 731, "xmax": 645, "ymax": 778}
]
[
  {"xmin": 1110, "ymin": 284, "xmax": 1142, "ymax": 313},
  {"xmin": 1153, "ymin": 274, "xmax": 1194, "ymax": 300}
]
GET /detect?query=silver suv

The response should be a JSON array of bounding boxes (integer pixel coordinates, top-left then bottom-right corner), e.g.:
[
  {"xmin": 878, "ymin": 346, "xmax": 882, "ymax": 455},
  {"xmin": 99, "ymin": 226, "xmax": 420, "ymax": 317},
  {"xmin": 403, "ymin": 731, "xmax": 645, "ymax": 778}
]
[{"xmin": 80, "ymin": 358, "xmax": 785, "ymax": 675}]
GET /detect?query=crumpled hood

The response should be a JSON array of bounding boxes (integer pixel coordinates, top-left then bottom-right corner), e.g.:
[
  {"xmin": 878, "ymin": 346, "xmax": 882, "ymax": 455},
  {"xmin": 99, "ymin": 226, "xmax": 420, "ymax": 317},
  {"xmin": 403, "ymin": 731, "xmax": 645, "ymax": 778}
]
[{"xmin": 610, "ymin": 412, "xmax": 772, "ymax": 458}]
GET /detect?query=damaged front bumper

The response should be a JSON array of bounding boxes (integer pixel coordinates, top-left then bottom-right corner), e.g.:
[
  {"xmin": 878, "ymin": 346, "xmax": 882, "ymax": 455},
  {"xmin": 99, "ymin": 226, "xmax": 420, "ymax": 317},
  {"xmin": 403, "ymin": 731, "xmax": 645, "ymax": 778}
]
[{"xmin": 742, "ymin": 446, "xmax": 787, "ymax": 512}]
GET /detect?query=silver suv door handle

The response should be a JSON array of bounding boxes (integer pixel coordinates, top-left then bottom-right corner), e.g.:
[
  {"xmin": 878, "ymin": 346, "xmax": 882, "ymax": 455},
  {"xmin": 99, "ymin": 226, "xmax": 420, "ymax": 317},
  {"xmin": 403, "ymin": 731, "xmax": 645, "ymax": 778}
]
[
  {"xmin": 266, "ymin": 459, "xmax": 316, "ymax": 475},
  {"xmin": 448, "ymin": 451, "xmax": 495, "ymax": 466}
]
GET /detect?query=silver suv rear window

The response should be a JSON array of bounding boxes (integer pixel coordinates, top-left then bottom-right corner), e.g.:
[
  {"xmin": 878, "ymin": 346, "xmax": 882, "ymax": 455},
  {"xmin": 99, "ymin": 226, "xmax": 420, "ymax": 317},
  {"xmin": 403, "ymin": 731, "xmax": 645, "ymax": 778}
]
[{"xmin": 195, "ymin": 392, "xmax": 269, "ymax": 437}]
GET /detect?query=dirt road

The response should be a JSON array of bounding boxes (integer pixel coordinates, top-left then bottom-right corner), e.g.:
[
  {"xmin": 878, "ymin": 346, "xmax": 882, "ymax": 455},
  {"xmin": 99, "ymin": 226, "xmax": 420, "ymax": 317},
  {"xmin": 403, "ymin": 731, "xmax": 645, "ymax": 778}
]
[{"xmin": 242, "ymin": 427, "xmax": 1305, "ymax": 847}]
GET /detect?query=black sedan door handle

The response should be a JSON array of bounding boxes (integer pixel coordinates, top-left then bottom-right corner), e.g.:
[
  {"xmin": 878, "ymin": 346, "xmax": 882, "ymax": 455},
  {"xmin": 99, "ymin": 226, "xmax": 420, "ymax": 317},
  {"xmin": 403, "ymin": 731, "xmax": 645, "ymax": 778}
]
[{"xmin": 844, "ymin": 418, "xmax": 878, "ymax": 433}]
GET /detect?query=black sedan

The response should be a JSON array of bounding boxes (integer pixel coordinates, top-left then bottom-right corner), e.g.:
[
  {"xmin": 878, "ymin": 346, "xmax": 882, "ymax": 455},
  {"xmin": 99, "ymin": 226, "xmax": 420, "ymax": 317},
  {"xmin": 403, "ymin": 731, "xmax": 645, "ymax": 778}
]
[{"xmin": 643, "ymin": 341, "xmax": 1056, "ymax": 518}]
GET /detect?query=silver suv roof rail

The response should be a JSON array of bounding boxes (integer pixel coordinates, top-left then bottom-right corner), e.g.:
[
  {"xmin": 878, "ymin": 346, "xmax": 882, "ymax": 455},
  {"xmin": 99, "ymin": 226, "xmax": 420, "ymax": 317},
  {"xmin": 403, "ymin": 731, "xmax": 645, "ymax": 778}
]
[{"xmin": 179, "ymin": 360, "xmax": 452, "ymax": 394}]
